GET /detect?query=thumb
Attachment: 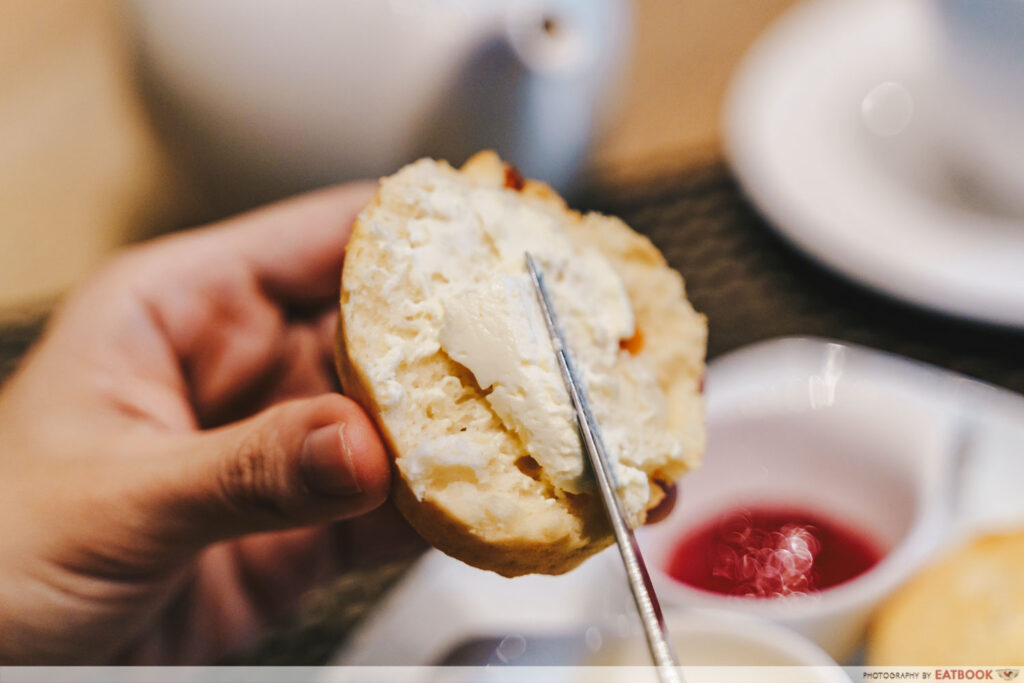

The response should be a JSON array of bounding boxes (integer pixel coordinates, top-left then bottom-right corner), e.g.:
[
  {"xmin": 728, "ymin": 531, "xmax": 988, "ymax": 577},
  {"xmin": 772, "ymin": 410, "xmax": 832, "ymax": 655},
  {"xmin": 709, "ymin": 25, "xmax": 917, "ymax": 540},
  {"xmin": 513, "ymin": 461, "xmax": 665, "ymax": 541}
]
[{"xmin": 152, "ymin": 394, "xmax": 391, "ymax": 550}]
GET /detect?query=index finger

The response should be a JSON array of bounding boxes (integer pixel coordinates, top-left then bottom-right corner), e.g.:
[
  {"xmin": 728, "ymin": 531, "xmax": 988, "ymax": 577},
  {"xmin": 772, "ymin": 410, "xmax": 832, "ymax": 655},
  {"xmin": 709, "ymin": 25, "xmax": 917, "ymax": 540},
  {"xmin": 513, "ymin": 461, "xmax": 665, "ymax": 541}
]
[{"xmin": 204, "ymin": 180, "xmax": 377, "ymax": 302}]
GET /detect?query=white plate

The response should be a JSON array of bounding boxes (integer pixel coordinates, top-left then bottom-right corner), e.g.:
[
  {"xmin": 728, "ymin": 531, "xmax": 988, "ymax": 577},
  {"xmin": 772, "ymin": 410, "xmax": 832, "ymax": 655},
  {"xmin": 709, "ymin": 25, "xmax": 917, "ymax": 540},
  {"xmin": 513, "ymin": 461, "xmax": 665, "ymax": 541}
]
[
  {"xmin": 724, "ymin": 0, "xmax": 1024, "ymax": 327},
  {"xmin": 331, "ymin": 337, "xmax": 1024, "ymax": 666},
  {"xmin": 638, "ymin": 337, "xmax": 1024, "ymax": 660}
]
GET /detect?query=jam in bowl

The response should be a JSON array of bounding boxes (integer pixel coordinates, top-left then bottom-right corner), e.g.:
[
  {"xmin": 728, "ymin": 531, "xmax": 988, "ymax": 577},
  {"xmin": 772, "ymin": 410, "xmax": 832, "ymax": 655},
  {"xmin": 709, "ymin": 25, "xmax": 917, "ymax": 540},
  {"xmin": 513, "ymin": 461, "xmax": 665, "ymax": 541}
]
[{"xmin": 667, "ymin": 505, "xmax": 884, "ymax": 598}]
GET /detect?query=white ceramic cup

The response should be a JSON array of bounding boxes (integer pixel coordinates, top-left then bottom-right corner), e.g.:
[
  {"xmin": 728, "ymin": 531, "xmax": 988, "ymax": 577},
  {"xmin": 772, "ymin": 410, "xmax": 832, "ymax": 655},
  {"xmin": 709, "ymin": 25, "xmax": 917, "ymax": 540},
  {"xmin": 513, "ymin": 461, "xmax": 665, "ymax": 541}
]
[
  {"xmin": 580, "ymin": 608, "xmax": 849, "ymax": 683},
  {"xmin": 930, "ymin": 0, "xmax": 1024, "ymax": 216},
  {"xmin": 128, "ymin": 0, "xmax": 630, "ymax": 213},
  {"xmin": 633, "ymin": 344, "xmax": 957, "ymax": 662}
]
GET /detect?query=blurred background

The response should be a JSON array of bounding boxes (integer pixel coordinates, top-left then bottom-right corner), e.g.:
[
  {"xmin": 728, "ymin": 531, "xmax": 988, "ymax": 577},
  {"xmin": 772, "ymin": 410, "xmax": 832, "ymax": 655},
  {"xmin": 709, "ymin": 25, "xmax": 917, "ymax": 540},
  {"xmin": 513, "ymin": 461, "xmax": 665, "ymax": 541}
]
[{"xmin": 0, "ymin": 0, "xmax": 797, "ymax": 316}]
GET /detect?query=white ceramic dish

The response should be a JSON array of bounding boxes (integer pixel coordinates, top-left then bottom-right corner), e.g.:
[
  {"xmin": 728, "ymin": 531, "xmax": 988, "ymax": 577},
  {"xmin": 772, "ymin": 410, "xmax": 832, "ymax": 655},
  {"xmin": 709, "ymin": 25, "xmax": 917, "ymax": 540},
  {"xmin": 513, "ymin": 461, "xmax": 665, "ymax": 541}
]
[
  {"xmin": 331, "ymin": 337, "xmax": 1024, "ymax": 666},
  {"xmin": 638, "ymin": 340, "xmax": 930, "ymax": 660},
  {"xmin": 575, "ymin": 608, "xmax": 849, "ymax": 683},
  {"xmin": 634, "ymin": 338, "xmax": 1024, "ymax": 661},
  {"xmin": 333, "ymin": 607, "xmax": 849, "ymax": 682},
  {"xmin": 130, "ymin": 0, "xmax": 630, "ymax": 208},
  {"xmin": 724, "ymin": 0, "xmax": 1024, "ymax": 328}
]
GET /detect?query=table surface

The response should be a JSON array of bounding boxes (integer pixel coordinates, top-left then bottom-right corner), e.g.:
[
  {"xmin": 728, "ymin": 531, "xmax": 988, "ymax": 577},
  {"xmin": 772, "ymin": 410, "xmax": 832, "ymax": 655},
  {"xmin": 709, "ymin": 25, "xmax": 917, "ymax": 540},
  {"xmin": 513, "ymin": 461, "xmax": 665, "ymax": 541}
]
[{"xmin": 5, "ymin": 161, "xmax": 1024, "ymax": 663}]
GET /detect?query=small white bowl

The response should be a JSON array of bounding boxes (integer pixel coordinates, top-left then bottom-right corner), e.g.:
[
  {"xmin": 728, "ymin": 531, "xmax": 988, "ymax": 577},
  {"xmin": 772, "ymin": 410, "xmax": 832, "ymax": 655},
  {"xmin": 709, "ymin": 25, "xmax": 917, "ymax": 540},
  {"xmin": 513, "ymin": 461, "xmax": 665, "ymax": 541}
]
[
  {"xmin": 634, "ymin": 338, "xmax": 959, "ymax": 661},
  {"xmin": 580, "ymin": 607, "xmax": 849, "ymax": 682}
]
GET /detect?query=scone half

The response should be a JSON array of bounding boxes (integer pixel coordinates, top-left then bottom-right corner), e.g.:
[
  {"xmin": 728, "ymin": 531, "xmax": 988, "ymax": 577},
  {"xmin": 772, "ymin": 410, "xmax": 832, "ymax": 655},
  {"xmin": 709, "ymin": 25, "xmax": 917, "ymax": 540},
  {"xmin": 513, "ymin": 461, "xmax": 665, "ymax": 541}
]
[{"xmin": 336, "ymin": 152, "xmax": 706, "ymax": 577}]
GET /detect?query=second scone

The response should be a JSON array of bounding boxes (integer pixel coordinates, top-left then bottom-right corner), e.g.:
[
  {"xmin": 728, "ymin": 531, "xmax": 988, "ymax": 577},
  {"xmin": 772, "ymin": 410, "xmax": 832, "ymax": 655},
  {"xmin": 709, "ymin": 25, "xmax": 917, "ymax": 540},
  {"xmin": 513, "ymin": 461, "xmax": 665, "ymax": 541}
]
[{"xmin": 337, "ymin": 151, "xmax": 706, "ymax": 576}]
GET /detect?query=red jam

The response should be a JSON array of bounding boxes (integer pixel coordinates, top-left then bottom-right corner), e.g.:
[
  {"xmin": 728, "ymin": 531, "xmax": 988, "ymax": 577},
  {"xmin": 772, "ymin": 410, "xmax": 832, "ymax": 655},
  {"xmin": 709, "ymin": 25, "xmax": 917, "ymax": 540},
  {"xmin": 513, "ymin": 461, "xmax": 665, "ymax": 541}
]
[
  {"xmin": 504, "ymin": 164, "xmax": 526, "ymax": 191},
  {"xmin": 666, "ymin": 506, "xmax": 883, "ymax": 597}
]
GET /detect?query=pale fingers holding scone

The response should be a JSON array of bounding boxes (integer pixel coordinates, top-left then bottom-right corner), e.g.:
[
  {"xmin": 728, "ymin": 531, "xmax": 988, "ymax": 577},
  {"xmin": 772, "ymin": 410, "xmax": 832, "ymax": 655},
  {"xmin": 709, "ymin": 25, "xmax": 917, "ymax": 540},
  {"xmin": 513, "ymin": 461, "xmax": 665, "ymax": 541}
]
[{"xmin": 336, "ymin": 151, "xmax": 706, "ymax": 576}]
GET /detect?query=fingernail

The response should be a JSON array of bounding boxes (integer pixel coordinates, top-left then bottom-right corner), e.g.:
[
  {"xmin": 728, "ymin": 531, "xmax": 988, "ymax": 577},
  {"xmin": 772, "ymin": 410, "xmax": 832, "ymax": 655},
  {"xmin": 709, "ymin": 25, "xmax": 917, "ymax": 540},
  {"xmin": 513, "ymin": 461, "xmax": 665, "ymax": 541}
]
[{"xmin": 301, "ymin": 423, "xmax": 363, "ymax": 496}]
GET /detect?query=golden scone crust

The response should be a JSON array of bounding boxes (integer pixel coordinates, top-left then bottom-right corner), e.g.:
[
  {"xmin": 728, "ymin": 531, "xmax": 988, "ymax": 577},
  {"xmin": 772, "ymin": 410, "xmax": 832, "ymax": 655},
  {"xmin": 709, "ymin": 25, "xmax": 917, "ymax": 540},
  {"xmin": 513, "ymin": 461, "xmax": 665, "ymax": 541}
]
[
  {"xmin": 868, "ymin": 531, "xmax": 1024, "ymax": 665},
  {"xmin": 336, "ymin": 151, "xmax": 706, "ymax": 576}
]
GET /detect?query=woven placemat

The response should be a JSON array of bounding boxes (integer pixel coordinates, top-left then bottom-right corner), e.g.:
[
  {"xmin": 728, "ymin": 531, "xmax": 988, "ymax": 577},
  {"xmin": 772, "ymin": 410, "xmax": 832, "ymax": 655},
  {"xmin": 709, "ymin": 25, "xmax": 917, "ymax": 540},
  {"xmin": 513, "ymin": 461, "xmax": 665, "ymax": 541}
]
[
  {"xmin": 3, "ymin": 162, "xmax": 1024, "ymax": 663},
  {"xmin": 585, "ymin": 163, "xmax": 1024, "ymax": 392}
]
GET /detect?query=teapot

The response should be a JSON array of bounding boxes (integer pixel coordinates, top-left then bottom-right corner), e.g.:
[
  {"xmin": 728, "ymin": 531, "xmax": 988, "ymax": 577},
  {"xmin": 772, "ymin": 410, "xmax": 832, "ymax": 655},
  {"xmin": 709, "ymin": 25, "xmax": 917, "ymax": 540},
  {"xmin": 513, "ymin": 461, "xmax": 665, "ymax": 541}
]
[{"xmin": 130, "ymin": 0, "xmax": 631, "ymax": 212}]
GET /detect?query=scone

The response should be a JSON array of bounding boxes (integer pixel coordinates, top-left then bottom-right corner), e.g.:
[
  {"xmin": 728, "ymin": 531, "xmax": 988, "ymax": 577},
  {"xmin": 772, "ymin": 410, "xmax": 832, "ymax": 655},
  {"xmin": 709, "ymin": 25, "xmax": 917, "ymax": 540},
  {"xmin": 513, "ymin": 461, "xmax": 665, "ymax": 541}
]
[
  {"xmin": 868, "ymin": 531, "xmax": 1024, "ymax": 665},
  {"xmin": 336, "ymin": 151, "xmax": 706, "ymax": 576}
]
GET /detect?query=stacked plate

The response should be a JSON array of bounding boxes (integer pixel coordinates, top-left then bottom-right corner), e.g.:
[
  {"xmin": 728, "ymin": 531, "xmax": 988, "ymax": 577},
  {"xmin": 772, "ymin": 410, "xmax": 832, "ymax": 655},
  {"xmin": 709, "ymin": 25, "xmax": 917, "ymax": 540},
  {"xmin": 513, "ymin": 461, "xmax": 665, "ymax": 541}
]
[{"xmin": 724, "ymin": 0, "xmax": 1024, "ymax": 328}]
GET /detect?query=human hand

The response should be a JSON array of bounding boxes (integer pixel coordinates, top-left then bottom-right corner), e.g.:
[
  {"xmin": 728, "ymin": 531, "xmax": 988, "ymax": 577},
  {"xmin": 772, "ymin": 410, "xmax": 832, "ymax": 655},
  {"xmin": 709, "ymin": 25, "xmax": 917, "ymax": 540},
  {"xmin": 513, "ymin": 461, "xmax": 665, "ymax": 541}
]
[{"xmin": 0, "ymin": 183, "xmax": 419, "ymax": 663}]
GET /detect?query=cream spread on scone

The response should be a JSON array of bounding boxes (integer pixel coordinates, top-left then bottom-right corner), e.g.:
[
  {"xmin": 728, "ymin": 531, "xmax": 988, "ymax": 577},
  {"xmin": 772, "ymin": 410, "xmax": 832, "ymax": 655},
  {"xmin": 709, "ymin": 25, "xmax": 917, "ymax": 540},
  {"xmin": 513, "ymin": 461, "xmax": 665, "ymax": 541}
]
[{"xmin": 353, "ymin": 159, "xmax": 683, "ymax": 524}]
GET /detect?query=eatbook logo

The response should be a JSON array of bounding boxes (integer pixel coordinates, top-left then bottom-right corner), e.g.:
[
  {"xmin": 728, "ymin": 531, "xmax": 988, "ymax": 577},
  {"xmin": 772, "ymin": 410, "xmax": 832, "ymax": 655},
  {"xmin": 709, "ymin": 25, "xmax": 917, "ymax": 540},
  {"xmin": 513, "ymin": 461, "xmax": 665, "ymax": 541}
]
[{"xmin": 998, "ymin": 671, "xmax": 1019, "ymax": 681}]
